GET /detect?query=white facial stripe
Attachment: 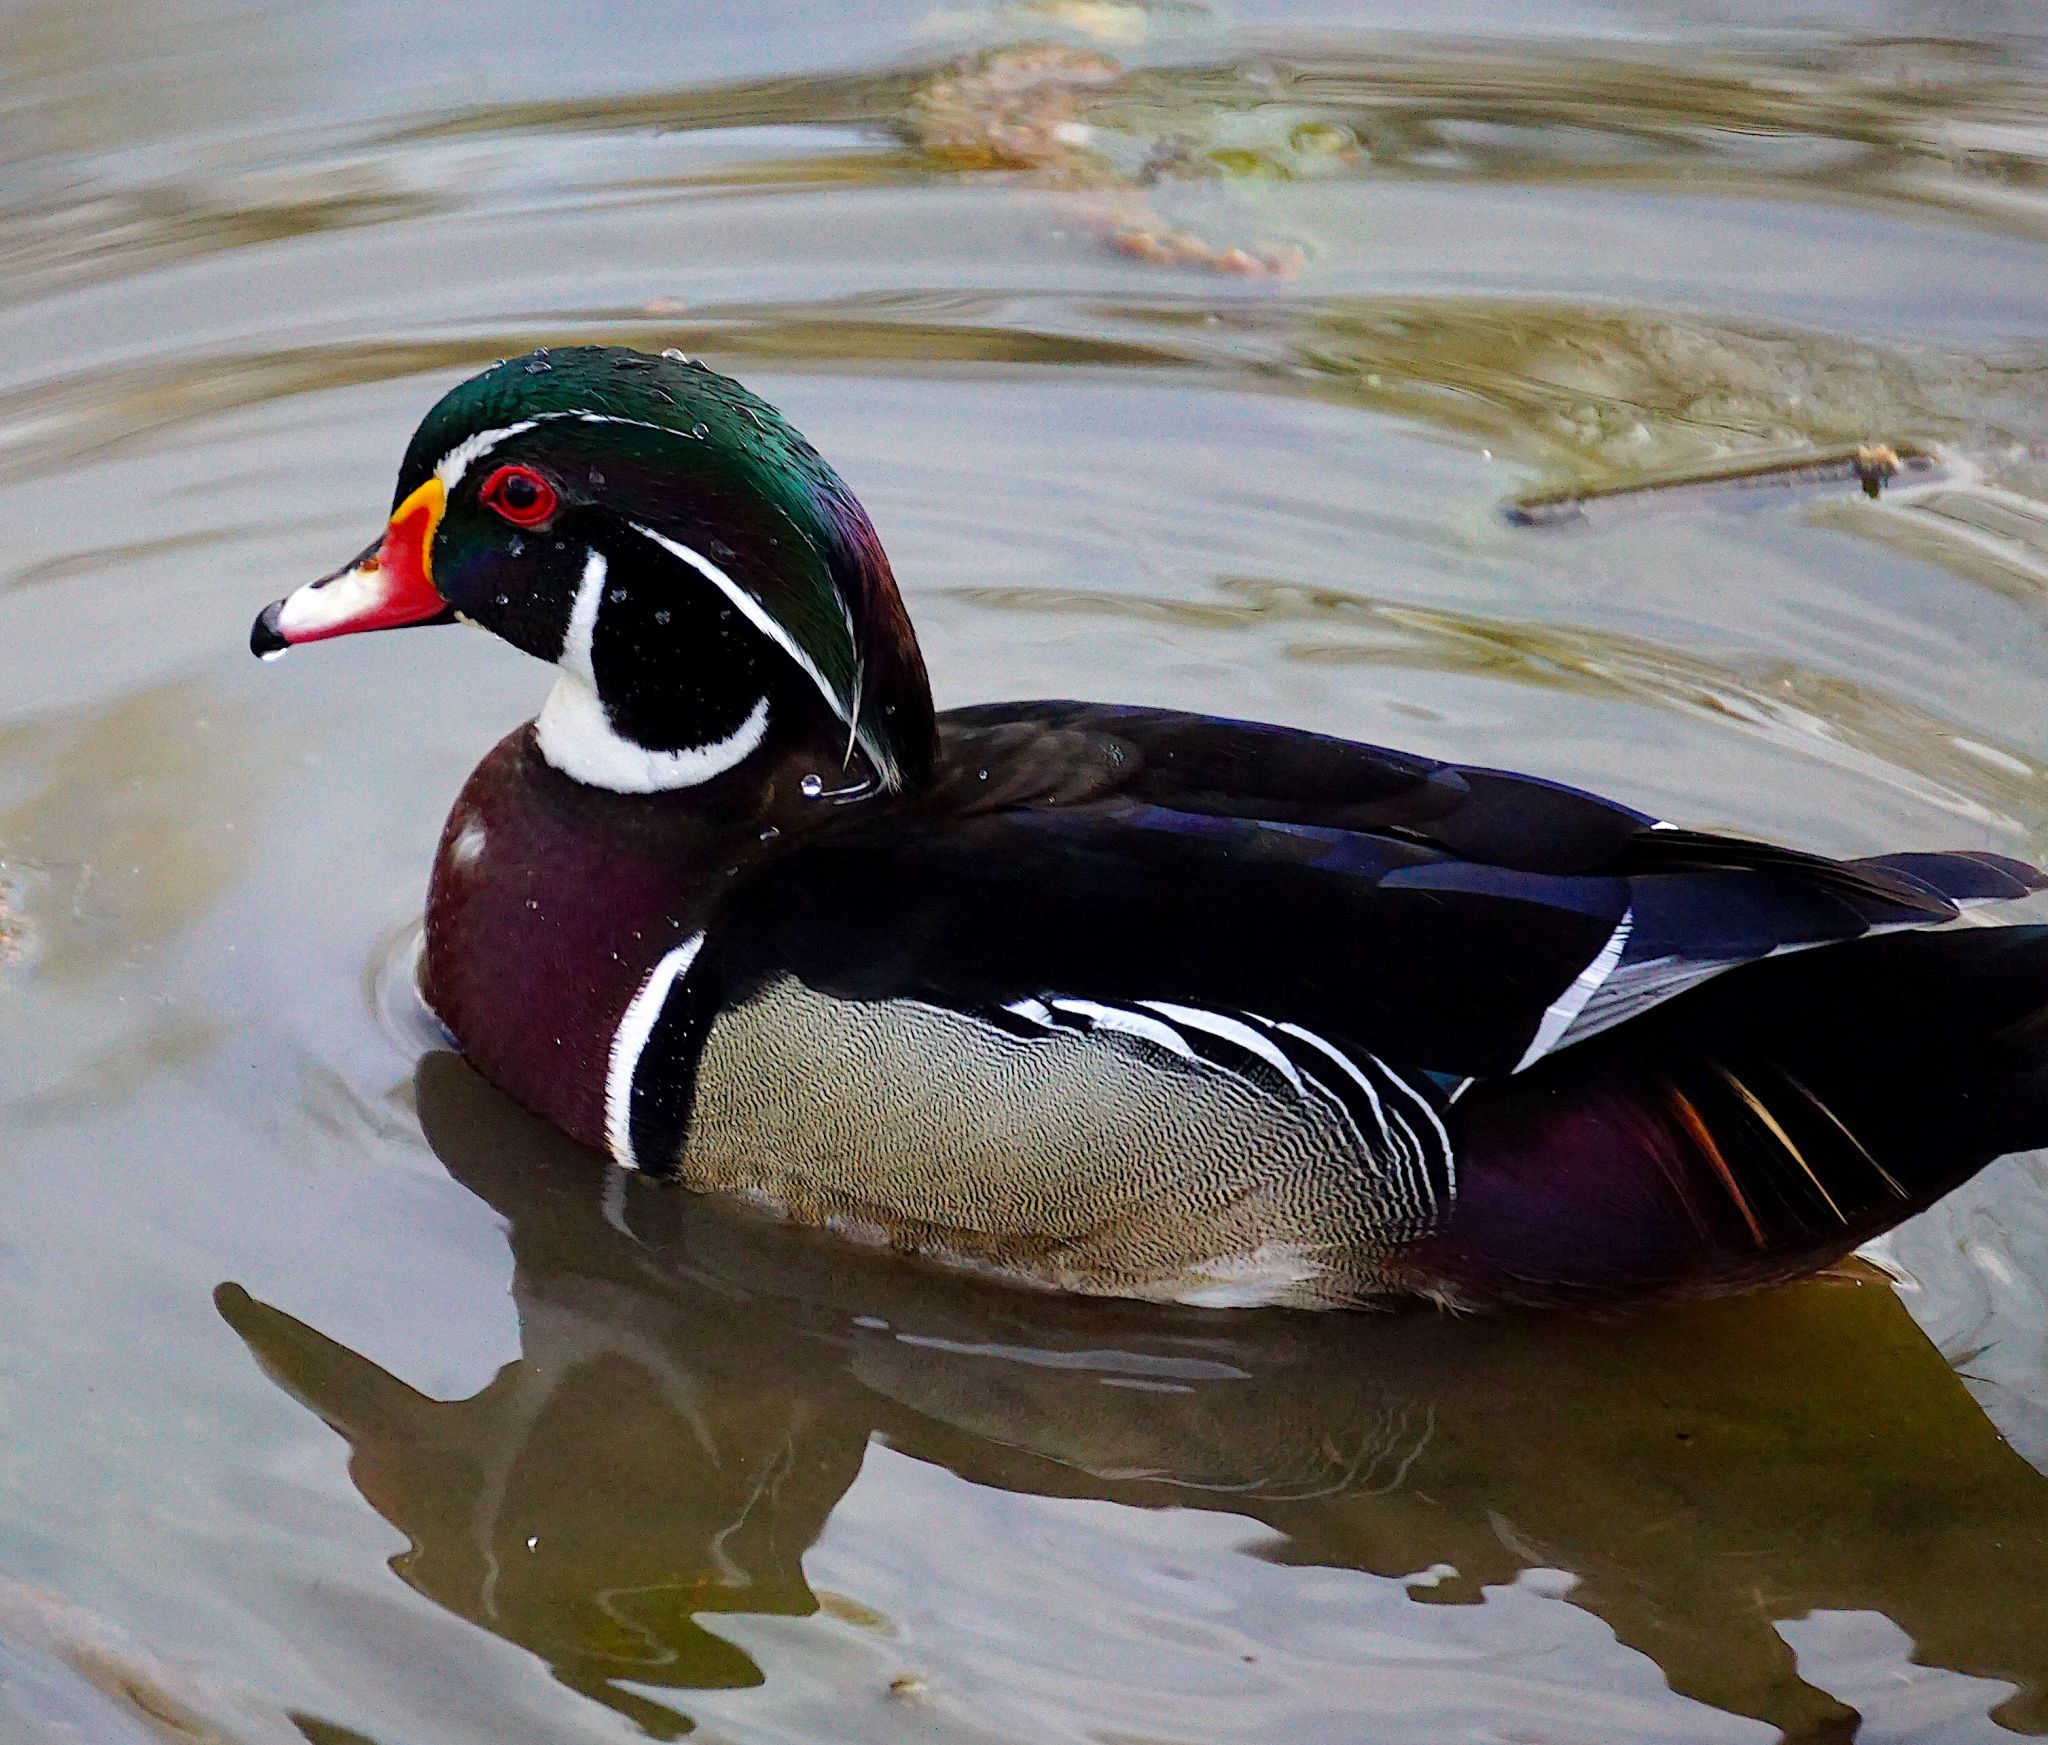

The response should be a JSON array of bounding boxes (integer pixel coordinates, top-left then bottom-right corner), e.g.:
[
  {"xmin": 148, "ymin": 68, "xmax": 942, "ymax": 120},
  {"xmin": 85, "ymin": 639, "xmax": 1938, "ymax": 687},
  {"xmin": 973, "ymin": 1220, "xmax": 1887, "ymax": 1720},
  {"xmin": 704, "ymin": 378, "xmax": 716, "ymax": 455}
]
[
  {"xmin": 433, "ymin": 419, "xmax": 542, "ymax": 493},
  {"xmin": 276, "ymin": 562, "xmax": 393, "ymax": 638},
  {"xmin": 432, "ymin": 409, "xmax": 691, "ymax": 493},
  {"xmin": 558, "ymin": 546, "xmax": 606, "ymax": 683},
  {"xmin": 628, "ymin": 519, "xmax": 853, "ymax": 735},
  {"xmin": 605, "ymin": 932, "xmax": 706, "ymax": 1170}
]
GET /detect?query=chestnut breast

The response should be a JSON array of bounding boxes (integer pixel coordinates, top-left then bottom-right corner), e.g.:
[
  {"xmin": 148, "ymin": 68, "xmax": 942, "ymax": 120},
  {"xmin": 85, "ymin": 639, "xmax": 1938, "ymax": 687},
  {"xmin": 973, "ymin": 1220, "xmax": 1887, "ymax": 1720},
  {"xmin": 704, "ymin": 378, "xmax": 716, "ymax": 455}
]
[{"xmin": 421, "ymin": 730, "xmax": 718, "ymax": 1151}]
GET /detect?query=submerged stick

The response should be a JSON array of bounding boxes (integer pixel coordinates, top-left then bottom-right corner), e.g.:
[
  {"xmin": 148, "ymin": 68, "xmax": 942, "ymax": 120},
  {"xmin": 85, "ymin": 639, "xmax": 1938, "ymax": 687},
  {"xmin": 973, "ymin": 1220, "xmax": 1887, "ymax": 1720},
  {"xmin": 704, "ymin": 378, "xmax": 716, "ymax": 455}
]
[{"xmin": 1506, "ymin": 441, "xmax": 1944, "ymax": 527}]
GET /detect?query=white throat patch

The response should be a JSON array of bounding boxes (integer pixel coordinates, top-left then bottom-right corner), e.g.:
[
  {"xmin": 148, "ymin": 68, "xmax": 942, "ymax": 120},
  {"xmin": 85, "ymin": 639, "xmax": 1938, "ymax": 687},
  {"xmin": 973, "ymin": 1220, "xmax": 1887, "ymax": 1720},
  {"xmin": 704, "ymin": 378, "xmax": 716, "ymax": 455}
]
[{"xmin": 534, "ymin": 548, "xmax": 772, "ymax": 792}]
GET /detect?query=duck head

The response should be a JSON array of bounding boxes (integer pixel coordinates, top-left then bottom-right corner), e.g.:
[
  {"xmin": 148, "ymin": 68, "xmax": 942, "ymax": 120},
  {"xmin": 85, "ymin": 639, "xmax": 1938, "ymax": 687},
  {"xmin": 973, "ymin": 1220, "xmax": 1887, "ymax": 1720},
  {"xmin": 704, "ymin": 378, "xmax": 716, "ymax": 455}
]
[{"xmin": 252, "ymin": 347, "xmax": 935, "ymax": 795}]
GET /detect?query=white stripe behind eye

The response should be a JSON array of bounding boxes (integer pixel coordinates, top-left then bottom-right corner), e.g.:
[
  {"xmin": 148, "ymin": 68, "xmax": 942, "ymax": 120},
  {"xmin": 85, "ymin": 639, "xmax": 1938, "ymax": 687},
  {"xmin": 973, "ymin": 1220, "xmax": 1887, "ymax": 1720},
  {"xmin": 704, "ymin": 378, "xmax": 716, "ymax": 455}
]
[
  {"xmin": 435, "ymin": 419, "xmax": 542, "ymax": 492},
  {"xmin": 605, "ymin": 932, "xmax": 707, "ymax": 1171},
  {"xmin": 628, "ymin": 520, "xmax": 852, "ymax": 737},
  {"xmin": 432, "ymin": 409, "xmax": 683, "ymax": 493}
]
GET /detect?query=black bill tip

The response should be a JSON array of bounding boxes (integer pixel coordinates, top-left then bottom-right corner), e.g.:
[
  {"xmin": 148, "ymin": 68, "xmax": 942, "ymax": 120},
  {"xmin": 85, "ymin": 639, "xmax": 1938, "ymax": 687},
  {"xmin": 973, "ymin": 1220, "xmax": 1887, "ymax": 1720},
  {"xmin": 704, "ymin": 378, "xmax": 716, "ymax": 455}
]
[{"xmin": 250, "ymin": 601, "xmax": 289, "ymax": 659}]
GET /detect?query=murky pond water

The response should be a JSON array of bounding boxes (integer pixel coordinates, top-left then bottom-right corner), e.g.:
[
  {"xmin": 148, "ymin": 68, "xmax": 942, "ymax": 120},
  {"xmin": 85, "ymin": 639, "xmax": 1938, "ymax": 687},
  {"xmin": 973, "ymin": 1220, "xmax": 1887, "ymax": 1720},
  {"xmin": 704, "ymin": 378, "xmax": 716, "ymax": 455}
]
[{"xmin": 6, "ymin": 1, "xmax": 2048, "ymax": 1739}]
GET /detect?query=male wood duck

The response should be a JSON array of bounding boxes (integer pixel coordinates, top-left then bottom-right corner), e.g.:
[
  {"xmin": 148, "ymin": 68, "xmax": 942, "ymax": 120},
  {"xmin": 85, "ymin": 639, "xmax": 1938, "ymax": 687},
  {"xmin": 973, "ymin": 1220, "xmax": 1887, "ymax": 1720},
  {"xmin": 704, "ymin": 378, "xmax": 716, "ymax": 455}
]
[{"xmin": 252, "ymin": 346, "xmax": 2048, "ymax": 1310}]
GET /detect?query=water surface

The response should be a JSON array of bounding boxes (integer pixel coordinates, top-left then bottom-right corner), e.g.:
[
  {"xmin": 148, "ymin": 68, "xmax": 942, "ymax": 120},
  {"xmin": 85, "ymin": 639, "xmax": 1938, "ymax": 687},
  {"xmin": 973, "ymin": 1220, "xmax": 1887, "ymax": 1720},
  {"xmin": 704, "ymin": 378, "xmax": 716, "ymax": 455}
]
[{"xmin": 4, "ymin": 2, "xmax": 2048, "ymax": 1740}]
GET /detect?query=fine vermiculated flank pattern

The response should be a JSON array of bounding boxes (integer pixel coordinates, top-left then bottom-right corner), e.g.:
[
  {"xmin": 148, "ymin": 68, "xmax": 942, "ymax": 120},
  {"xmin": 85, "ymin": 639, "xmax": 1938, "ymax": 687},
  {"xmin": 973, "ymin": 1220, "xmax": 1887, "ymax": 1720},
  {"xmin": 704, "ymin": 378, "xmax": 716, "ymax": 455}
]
[
  {"xmin": 598, "ymin": 957, "xmax": 1461, "ymax": 1304},
  {"xmin": 670, "ymin": 976, "xmax": 1444, "ymax": 1306}
]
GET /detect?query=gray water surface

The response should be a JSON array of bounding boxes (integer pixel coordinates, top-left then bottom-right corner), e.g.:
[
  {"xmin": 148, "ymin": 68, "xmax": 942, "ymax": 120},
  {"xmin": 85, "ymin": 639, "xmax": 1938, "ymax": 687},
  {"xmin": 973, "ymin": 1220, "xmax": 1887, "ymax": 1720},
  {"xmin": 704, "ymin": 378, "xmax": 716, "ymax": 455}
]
[{"xmin": 5, "ymin": 2, "xmax": 2048, "ymax": 1740}]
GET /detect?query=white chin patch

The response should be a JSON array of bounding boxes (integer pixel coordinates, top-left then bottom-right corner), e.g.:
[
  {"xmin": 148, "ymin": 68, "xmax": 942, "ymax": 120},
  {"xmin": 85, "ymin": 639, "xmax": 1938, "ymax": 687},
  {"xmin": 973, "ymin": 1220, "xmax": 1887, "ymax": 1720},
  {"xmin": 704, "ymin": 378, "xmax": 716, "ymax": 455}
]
[
  {"xmin": 537, "ymin": 545, "xmax": 772, "ymax": 792},
  {"xmin": 537, "ymin": 677, "xmax": 770, "ymax": 792}
]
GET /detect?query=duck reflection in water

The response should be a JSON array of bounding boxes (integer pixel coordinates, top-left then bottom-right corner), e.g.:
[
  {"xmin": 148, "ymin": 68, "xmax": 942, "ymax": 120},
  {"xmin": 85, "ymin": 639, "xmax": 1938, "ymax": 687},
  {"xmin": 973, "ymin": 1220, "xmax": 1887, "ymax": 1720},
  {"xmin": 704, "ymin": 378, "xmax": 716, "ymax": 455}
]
[{"xmin": 220, "ymin": 1052, "xmax": 2048, "ymax": 1742}]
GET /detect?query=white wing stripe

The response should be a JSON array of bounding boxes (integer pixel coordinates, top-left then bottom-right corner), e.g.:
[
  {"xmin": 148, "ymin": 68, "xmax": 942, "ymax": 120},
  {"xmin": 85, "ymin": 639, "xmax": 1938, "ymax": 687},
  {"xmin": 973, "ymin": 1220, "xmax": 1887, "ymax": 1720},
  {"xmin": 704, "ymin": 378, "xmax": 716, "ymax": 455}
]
[
  {"xmin": 996, "ymin": 993, "xmax": 1455, "ymax": 1230},
  {"xmin": 1370, "ymin": 1050, "xmax": 1458, "ymax": 1201},
  {"xmin": 1049, "ymin": 998, "xmax": 1197, "ymax": 1059},
  {"xmin": 1514, "ymin": 907, "xmax": 1634, "ymax": 1073},
  {"xmin": 1274, "ymin": 1022, "xmax": 1449, "ymax": 1221},
  {"xmin": 1273, "ymin": 1021, "xmax": 1397, "ymax": 1152},
  {"xmin": 1139, "ymin": 1001, "xmax": 1310, "ymax": 1096}
]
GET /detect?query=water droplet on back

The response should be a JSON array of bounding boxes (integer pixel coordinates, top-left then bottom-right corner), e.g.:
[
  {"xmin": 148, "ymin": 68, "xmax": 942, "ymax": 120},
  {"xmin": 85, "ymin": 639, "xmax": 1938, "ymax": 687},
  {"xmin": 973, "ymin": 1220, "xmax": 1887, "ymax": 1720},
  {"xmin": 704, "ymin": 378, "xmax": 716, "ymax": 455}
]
[{"xmin": 799, "ymin": 773, "xmax": 824, "ymax": 799}]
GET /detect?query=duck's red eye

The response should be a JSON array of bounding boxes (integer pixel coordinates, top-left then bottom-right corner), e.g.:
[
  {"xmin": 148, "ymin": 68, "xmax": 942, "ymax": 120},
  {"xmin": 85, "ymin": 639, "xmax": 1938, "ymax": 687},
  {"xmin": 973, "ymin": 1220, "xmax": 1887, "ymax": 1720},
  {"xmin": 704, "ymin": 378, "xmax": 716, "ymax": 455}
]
[{"xmin": 480, "ymin": 464, "xmax": 558, "ymax": 528}]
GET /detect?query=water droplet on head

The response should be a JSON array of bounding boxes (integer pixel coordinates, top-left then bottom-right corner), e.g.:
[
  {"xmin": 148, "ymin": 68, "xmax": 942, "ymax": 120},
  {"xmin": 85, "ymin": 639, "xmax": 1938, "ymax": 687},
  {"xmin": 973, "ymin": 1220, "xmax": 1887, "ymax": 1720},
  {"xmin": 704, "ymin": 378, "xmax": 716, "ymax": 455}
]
[
  {"xmin": 525, "ymin": 359, "xmax": 551, "ymax": 374},
  {"xmin": 690, "ymin": 422, "xmax": 709, "ymax": 439},
  {"xmin": 662, "ymin": 347, "xmax": 688, "ymax": 361},
  {"xmin": 653, "ymin": 609, "xmax": 671, "ymax": 625},
  {"xmin": 799, "ymin": 773, "xmax": 824, "ymax": 799},
  {"xmin": 608, "ymin": 587, "xmax": 627, "ymax": 604}
]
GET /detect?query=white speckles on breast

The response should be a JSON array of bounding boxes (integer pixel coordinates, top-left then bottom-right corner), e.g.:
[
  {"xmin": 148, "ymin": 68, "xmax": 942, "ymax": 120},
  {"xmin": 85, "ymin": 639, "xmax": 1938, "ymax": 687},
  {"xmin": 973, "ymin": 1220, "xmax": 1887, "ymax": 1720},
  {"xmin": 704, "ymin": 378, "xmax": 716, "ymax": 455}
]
[{"xmin": 449, "ymin": 817, "xmax": 488, "ymax": 869}]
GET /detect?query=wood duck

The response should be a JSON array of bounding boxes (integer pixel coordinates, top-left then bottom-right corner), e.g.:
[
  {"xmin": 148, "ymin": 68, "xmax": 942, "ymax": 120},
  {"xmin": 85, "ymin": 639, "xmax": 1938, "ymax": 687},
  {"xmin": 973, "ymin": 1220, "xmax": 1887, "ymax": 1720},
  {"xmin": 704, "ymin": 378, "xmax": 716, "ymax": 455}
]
[{"xmin": 251, "ymin": 346, "xmax": 2048, "ymax": 1310}]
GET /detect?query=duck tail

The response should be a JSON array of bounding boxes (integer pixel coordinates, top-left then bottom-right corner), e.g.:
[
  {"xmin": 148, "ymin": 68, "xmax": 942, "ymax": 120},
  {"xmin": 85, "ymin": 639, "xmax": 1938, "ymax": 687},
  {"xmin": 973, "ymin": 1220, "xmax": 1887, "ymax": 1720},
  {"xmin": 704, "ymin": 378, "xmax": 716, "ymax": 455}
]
[{"xmin": 1410, "ymin": 925, "xmax": 2048, "ymax": 1307}]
